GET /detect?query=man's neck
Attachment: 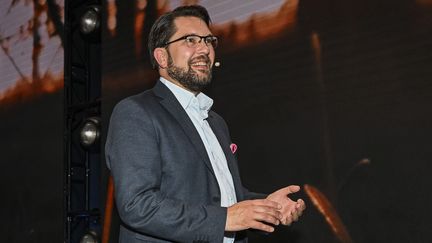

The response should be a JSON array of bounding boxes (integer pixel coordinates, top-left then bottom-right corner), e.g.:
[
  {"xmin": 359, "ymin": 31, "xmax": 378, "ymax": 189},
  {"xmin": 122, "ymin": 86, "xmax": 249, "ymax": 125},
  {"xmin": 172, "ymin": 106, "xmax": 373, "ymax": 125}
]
[{"xmin": 160, "ymin": 74, "xmax": 199, "ymax": 96}]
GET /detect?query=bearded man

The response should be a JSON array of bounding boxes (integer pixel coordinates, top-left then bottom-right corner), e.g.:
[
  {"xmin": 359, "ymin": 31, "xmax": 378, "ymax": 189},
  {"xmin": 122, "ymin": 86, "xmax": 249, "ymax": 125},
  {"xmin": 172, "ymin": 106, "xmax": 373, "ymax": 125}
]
[{"xmin": 105, "ymin": 5, "xmax": 305, "ymax": 243}]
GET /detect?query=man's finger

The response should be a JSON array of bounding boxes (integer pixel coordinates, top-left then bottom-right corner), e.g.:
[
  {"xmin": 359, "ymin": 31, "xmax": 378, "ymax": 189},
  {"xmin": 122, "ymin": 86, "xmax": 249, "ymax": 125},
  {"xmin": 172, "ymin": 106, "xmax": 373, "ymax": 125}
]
[
  {"xmin": 291, "ymin": 210, "xmax": 299, "ymax": 221},
  {"xmin": 253, "ymin": 199, "xmax": 282, "ymax": 209},
  {"xmin": 294, "ymin": 209, "xmax": 303, "ymax": 218},
  {"xmin": 277, "ymin": 185, "xmax": 301, "ymax": 195},
  {"xmin": 250, "ymin": 221, "xmax": 275, "ymax": 233},
  {"xmin": 297, "ymin": 199, "xmax": 306, "ymax": 210},
  {"xmin": 253, "ymin": 205, "xmax": 283, "ymax": 220},
  {"xmin": 254, "ymin": 212, "xmax": 280, "ymax": 225},
  {"xmin": 282, "ymin": 215, "xmax": 293, "ymax": 226}
]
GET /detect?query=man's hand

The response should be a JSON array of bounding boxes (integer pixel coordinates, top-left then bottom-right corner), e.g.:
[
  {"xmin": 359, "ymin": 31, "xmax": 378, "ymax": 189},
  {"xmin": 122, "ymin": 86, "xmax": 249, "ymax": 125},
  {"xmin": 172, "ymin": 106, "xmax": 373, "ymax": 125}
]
[
  {"xmin": 225, "ymin": 199, "xmax": 283, "ymax": 233},
  {"xmin": 267, "ymin": 185, "xmax": 306, "ymax": 225}
]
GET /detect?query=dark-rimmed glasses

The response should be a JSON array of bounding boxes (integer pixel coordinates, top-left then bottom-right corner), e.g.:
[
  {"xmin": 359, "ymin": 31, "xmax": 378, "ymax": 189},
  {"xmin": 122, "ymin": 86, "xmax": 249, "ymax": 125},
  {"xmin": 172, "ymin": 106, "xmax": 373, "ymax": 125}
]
[{"xmin": 164, "ymin": 34, "xmax": 218, "ymax": 49}]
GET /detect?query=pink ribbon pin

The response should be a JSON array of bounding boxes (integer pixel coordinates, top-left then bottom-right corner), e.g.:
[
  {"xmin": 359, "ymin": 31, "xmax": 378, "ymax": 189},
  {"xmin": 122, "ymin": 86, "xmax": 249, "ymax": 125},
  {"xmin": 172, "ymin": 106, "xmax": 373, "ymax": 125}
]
[{"xmin": 230, "ymin": 143, "xmax": 237, "ymax": 154}]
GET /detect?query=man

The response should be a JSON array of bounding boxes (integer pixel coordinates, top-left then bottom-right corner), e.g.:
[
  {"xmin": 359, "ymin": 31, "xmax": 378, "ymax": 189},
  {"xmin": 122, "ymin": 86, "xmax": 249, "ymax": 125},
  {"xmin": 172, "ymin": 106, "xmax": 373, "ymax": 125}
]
[{"xmin": 105, "ymin": 5, "xmax": 305, "ymax": 243}]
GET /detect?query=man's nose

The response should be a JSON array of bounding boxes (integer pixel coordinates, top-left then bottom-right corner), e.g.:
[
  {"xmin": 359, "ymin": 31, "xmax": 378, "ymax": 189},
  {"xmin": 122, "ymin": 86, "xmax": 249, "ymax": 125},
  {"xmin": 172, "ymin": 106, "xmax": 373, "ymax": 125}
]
[{"xmin": 195, "ymin": 40, "xmax": 211, "ymax": 54}]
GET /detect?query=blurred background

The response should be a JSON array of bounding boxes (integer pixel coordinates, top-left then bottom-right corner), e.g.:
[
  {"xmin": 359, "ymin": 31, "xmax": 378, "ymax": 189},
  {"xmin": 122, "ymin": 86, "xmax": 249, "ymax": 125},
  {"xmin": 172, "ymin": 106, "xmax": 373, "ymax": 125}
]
[{"xmin": 1, "ymin": 0, "xmax": 432, "ymax": 242}]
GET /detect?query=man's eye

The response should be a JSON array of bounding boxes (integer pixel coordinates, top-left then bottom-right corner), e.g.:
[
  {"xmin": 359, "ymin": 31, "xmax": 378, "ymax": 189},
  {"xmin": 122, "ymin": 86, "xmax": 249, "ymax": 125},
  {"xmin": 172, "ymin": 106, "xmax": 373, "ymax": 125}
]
[{"xmin": 186, "ymin": 37, "xmax": 197, "ymax": 43}]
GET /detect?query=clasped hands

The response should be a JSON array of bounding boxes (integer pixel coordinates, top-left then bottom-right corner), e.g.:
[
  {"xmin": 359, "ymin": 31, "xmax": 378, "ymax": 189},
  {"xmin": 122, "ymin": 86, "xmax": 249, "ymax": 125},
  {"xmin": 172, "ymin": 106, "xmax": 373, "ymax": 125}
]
[{"xmin": 225, "ymin": 185, "xmax": 306, "ymax": 233}]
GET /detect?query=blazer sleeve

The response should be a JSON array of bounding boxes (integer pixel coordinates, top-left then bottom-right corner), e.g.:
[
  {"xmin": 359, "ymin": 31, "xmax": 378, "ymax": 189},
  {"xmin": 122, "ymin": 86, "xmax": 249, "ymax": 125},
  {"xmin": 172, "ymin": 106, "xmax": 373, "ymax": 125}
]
[
  {"xmin": 105, "ymin": 98, "xmax": 227, "ymax": 243},
  {"xmin": 242, "ymin": 189, "xmax": 268, "ymax": 200}
]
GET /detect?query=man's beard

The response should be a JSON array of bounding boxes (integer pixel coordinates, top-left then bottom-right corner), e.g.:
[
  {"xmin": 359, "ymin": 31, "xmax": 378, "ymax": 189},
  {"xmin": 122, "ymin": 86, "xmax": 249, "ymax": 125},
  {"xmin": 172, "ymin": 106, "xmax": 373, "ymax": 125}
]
[{"xmin": 166, "ymin": 53, "xmax": 213, "ymax": 93}]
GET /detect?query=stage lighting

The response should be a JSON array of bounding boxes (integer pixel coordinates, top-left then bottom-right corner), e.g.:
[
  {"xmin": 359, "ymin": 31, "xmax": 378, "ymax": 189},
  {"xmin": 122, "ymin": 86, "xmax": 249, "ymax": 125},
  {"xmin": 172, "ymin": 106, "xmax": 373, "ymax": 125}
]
[
  {"xmin": 80, "ymin": 6, "xmax": 100, "ymax": 35},
  {"xmin": 80, "ymin": 230, "xmax": 98, "ymax": 243},
  {"xmin": 80, "ymin": 117, "xmax": 100, "ymax": 147}
]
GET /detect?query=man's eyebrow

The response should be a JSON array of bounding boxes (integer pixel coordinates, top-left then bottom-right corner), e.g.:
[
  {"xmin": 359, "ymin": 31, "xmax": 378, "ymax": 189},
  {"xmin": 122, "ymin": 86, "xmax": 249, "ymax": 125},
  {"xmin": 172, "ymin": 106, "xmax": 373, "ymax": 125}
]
[{"xmin": 182, "ymin": 32, "xmax": 213, "ymax": 36}]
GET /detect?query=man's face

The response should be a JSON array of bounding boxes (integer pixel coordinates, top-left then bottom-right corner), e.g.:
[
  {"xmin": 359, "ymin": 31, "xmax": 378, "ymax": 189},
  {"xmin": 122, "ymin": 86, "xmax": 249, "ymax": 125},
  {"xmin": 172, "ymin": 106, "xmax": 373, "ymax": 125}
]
[{"xmin": 165, "ymin": 16, "xmax": 215, "ymax": 93}]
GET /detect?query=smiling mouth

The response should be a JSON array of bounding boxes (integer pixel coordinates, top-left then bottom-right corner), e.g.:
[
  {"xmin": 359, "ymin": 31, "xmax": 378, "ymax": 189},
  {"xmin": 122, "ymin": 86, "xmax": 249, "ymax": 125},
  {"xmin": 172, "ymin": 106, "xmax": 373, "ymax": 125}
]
[
  {"xmin": 191, "ymin": 61, "xmax": 209, "ymax": 71},
  {"xmin": 190, "ymin": 56, "xmax": 211, "ymax": 72}
]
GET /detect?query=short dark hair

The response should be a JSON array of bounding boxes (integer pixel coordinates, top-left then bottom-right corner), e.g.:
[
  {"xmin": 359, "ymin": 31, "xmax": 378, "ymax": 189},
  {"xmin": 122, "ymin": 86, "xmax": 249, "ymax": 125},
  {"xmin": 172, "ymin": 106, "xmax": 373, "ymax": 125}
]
[{"xmin": 148, "ymin": 5, "xmax": 211, "ymax": 69}]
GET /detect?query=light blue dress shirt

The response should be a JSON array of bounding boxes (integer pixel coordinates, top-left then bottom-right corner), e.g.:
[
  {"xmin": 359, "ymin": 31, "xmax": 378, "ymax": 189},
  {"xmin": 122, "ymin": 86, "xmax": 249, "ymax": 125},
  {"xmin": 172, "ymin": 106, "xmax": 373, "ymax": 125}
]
[{"xmin": 160, "ymin": 78, "xmax": 237, "ymax": 243}]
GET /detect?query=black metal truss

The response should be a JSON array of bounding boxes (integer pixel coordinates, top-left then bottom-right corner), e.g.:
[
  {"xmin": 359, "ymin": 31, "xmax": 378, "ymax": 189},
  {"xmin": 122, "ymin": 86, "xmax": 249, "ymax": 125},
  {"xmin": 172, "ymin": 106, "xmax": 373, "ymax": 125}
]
[{"xmin": 64, "ymin": 0, "xmax": 102, "ymax": 242}]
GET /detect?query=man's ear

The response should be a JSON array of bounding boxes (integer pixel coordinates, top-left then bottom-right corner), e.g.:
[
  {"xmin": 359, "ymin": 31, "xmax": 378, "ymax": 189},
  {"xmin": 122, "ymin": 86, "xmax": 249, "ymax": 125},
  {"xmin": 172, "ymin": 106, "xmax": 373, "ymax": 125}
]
[{"xmin": 154, "ymin": 48, "xmax": 168, "ymax": 69}]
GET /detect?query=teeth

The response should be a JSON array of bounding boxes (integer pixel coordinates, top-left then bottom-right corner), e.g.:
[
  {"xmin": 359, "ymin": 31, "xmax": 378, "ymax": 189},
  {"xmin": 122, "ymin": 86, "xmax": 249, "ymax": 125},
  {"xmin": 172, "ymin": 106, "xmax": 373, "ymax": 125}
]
[{"xmin": 192, "ymin": 62, "xmax": 207, "ymax": 66}]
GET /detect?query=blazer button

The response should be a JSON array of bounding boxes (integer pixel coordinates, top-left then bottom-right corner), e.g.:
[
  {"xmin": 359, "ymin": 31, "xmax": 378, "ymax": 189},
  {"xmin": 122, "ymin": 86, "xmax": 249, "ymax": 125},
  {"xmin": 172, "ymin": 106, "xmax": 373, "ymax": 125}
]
[{"xmin": 212, "ymin": 196, "xmax": 220, "ymax": 203}]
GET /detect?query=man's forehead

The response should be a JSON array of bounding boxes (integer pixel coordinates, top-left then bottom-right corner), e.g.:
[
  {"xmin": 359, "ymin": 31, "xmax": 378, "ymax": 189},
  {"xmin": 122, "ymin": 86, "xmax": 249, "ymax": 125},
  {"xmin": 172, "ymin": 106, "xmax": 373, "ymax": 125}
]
[{"xmin": 173, "ymin": 16, "xmax": 212, "ymax": 36}]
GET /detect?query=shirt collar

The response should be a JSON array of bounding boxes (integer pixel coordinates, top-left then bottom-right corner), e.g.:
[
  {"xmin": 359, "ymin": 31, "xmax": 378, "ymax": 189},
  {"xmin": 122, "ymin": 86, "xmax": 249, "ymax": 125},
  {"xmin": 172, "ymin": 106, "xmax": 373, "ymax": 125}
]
[{"xmin": 160, "ymin": 77, "xmax": 213, "ymax": 113}]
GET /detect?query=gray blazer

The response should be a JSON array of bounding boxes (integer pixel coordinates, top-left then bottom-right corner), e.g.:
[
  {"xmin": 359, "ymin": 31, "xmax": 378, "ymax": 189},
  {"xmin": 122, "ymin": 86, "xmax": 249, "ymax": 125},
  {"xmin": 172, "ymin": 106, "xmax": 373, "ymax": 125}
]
[{"xmin": 106, "ymin": 81, "xmax": 264, "ymax": 243}]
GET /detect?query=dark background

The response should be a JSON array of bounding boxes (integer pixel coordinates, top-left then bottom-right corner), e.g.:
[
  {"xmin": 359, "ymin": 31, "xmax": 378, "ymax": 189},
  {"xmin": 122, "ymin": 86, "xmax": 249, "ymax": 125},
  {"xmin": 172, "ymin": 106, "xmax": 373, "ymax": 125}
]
[{"xmin": 0, "ymin": 93, "xmax": 63, "ymax": 242}]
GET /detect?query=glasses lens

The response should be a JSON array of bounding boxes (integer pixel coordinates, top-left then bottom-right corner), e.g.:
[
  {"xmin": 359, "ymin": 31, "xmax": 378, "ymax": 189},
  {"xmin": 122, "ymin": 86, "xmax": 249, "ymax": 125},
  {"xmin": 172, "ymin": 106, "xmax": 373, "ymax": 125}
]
[
  {"xmin": 205, "ymin": 36, "xmax": 218, "ymax": 49},
  {"xmin": 185, "ymin": 36, "xmax": 200, "ymax": 47}
]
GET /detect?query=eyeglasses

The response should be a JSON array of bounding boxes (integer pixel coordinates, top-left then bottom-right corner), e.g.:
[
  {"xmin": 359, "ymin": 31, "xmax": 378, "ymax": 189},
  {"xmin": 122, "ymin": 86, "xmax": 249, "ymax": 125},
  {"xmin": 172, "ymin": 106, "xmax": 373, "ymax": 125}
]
[{"xmin": 164, "ymin": 34, "xmax": 218, "ymax": 49}]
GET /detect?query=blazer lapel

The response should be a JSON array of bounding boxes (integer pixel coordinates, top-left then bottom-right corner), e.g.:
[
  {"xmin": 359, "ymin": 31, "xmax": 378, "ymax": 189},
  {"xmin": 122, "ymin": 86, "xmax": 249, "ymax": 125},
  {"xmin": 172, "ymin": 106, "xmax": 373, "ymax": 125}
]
[
  {"xmin": 153, "ymin": 81, "xmax": 216, "ymax": 177},
  {"xmin": 207, "ymin": 112, "xmax": 244, "ymax": 200}
]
